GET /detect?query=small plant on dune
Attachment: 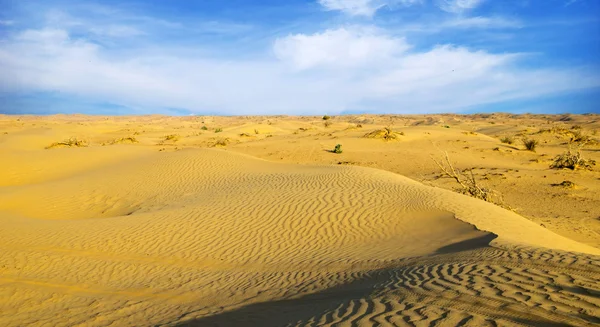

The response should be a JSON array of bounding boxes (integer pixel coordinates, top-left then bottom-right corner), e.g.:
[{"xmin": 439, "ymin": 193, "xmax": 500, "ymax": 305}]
[
  {"xmin": 442, "ymin": 125, "xmax": 450, "ymax": 128},
  {"xmin": 201, "ymin": 125, "xmax": 208, "ymax": 131},
  {"xmin": 521, "ymin": 138, "xmax": 538, "ymax": 152},
  {"xmin": 431, "ymin": 151, "xmax": 502, "ymax": 205},
  {"xmin": 364, "ymin": 127, "xmax": 403, "ymax": 141},
  {"xmin": 212, "ymin": 137, "xmax": 230, "ymax": 147},
  {"xmin": 45, "ymin": 137, "xmax": 88, "ymax": 149},
  {"xmin": 239, "ymin": 133, "xmax": 251, "ymax": 137},
  {"xmin": 551, "ymin": 141, "xmax": 596, "ymax": 170},
  {"xmin": 322, "ymin": 115, "xmax": 331, "ymax": 121},
  {"xmin": 254, "ymin": 129, "xmax": 259, "ymax": 134},
  {"xmin": 331, "ymin": 144, "xmax": 343, "ymax": 154},
  {"xmin": 164, "ymin": 134, "xmax": 180, "ymax": 142},
  {"xmin": 324, "ymin": 121, "xmax": 332, "ymax": 128},
  {"xmin": 110, "ymin": 136, "xmax": 138, "ymax": 144},
  {"xmin": 500, "ymin": 136, "xmax": 514, "ymax": 145},
  {"xmin": 215, "ymin": 128, "xmax": 223, "ymax": 133}
]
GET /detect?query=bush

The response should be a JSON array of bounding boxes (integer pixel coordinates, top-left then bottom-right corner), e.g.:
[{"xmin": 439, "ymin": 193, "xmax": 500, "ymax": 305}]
[
  {"xmin": 201, "ymin": 125, "xmax": 208, "ymax": 130},
  {"xmin": 522, "ymin": 138, "xmax": 538, "ymax": 151},
  {"xmin": 322, "ymin": 115, "xmax": 331, "ymax": 121},
  {"xmin": 551, "ymin": 146, "xmax": 596, "ymax": 170},
  {"xmin": 332, "ymin": 144, "xmax": 342, "ymax": 154},
  {"xmin": 324, "ymin": 121, "xmax": 332, "ymax": 128},
  {"xmin": 46, "ymin": 137, "xmax": 89, "ymax": 149},
  {"xmin": 500, "ymin": 136, "xmax": 514, "ymax": 144},
  {"xmin": 363, "ymin": 127, "xmax": 403, "ymax": 141},
  {"xmin": 215, "ymin": 128, "xmax": 223, "ymax": 133},
  {"xmin": 164, "ymin": 134, "xmax": 180, "ymax": 142}
]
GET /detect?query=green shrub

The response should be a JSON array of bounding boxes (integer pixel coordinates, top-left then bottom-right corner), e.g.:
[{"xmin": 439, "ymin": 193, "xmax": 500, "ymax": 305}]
[
  {"xmin": 201, "ymin": 125, "xmax": 208, "ymax": 130},
  {"xmin": 215, "ymin": 128, "xmax": 223, "ymax": 133},
  {"xmin": 332, "ymin": 144, "xmax": 342, "ymax": 154},
  {"xmin": 322, "ymin": 115, "xmax": 331, "ymax": 121}
]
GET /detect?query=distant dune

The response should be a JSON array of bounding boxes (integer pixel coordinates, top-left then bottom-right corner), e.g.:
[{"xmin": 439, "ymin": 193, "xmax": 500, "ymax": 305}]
[{"xmin": 1, "ymin": 114, "xmax": 599, "ymax": 326}]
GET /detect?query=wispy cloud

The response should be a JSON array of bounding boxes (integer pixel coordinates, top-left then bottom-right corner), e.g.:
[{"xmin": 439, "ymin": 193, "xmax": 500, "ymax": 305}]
[
  {"xmin": 317, "ymin": 0, "xmax": 422, "ymax": 17},
  {"xmin": 0, "ymin": 20, "xmax": 15, "ymax": 26},
  {"xmin": 1, "ymin": 23, "xmax": 597, "ymax": 114},
  {"xmin": 0, "ymin": 0, "xmax": 598, "ymax": 115},
  {"xmin": 274, "ymin": 26, "xmax": 410, "ymax": 70},
  {"xmin": 438, "ymin": 0, "xmax": 484, "ymax": 13}
]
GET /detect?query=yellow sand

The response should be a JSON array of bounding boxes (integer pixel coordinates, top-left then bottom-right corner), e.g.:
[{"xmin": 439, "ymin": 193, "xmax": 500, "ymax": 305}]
[{"xmin": 1, "ymin": 114, "xmax": 599, "ymax": 326}]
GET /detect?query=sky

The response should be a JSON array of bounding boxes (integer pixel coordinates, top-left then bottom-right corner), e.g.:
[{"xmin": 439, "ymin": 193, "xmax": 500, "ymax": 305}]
[{"xmin": 0, "ymin": 0, "xmax": 599, "ymax": 115}]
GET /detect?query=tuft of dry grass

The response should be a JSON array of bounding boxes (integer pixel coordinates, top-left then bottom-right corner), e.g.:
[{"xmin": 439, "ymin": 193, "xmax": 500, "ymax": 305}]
[
  {"xmin": 552, "ymin": 180, "xmax": 576, "ymax": 188},
  {"xmin": 521, "ymin": 138, "xmax": 538, "ymax": 152},
  {"xmin": 215, "ymin": 128, "xmax": 223, "ymax": 133},
  {"xmin": 164, "ymin": 134, "xmax": 180, "ymax": 142},
  {"xmin": 111, "ymin": 136, "xmax": 138, "ymax": 144},
  {"xmin": 500, "ymin": 136, "xmax": 514, "ymax": 144},
  {"xmin": 46, "ymin": 137, "xmax": 89, "ymax": 149},
  {"xmin": 212, "ymin": 137, "xmax": 230, "ymax": 147},
  {"xmin": 324, "ymin": 121, "xmax": 332, "ymax": 128},
  {"xmin": 363, "ymin": 127, "xmax": 404, "ymax": 141}
]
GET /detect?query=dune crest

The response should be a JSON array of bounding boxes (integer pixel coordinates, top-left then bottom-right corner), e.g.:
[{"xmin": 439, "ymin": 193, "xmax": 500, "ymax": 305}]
[{"xmin": 1, "ymin": 147, "xmax": 599, "ymax": 326}]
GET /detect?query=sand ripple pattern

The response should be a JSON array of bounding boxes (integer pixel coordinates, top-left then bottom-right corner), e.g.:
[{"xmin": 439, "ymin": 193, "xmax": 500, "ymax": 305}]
[{"xmin": 0, "ymin": 149, "xmax": 598, "ymax": 326}]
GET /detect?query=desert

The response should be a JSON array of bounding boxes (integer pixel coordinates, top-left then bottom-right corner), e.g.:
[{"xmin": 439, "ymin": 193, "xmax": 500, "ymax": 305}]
[{"xmin": 1, "ymin": 113, "xmax": 599, "ymax": 326}]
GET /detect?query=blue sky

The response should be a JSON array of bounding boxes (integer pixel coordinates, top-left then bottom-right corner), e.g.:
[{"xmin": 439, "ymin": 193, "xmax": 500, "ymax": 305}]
[{"xmin": 0, "ymin": 0, "xmax": 598, "ymax": 115}]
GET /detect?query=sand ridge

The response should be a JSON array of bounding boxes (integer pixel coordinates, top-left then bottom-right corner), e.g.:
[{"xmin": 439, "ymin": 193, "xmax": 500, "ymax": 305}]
[{"xmin": 1, "ymin": 114, "xmax": 599, "ymax": 326}]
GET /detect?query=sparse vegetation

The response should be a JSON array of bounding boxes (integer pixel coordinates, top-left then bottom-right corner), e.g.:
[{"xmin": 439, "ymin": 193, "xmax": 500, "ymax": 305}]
[
  {"xmin": 201, "ymin": 125, "xmax": 208, "ymax": 130},
  {"xmin": 322, "ymin": 115, "xmax": 331, "ymax": 121},
  {"xmin": 431, "ymin": 151, "xmax": 501, "ymax": 205},
  {"xmin": 552, "ymin": 180, "xmax": 576, "ymax": 188},
  {"xmin": 110, "ymin": 136, "xmax": 138, "ymax": 144},
  {"xmin": 551, "ymin": 143, "xmax": 596, "ymax": 170},
  {"xmin": 324, "ymin": 121, "xmax": 332, "ymax": 128},
  {"xmin": 500, "ymin": 136, "xmax": 514, "ymax": 144},
  {"xmin": 254, "ymin": 129, "xmax": 259, "ymax": 134},
  {"xmin": 46, "ymin": 137, "xmax": 89, "ymax": 149},
  {"xmin": 363, "ymin": 127, "xmax": 403, "ymax": 141},
  {"xmin": 522, "ymin": 138, "xmax": 538, "ymax": 152},
  {"xmin": 215, "ymin": 128, "xmax": 223, "ymax": 133},
  {"xmin": 212, "ymin": 138, "xmax": 230, "ymax": 147},
  {"xmin": 331, "ymin": 144, "xmax": 343, "ymax": 154},
  {"xmin": 239, "ymin": 133, "xmax": 251, "ymax": 137},
  {"xmin": 164, "ymin": 134, "xmax": 180, "ymax": 142}
]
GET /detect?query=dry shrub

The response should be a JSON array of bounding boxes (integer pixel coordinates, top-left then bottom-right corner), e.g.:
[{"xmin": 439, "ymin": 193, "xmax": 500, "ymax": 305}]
[
  {"xmin": 500, "ymin": 136, "xmax": 514, "ymax": 144},
  {"xmin": 431, "ymin": 151, "xmax": 502, "ymax": 205},
  {"xmin": 322, "ymin": 115, "xmax": 331, "ymax": 121},
  {"xmin": 551, "ymin": 143, "xmax": 596, "ymax": 170},
  {"xmin": 46, "ymin": 137, "xmax": 88, "ymax": 149},
  {"xmin": 164, "ymin": 134, "xmax": 180, "ymax": 142},
  {"xmin": 111, "ymin": 136, "xmax": 138, "ymax": 144},
  {"xmin": 521, "ymin": 138, "xmax": 538, "ymax": 151},
  {"xmin": 363, "ymin": 127, "xmax": 404, "ymax": 141},
  {"xmin": 324, "ymin": 121, "xmax": 332, "ymax": 128},
  {"xmin": 212, "ymin": 138, "xmax": 230, "ymax": 147}
]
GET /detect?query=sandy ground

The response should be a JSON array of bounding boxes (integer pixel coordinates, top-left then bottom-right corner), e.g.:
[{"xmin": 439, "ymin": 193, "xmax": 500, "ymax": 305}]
[{"xmin": 0, "ymin": 113, "xmax": 599, "ymax": 326}]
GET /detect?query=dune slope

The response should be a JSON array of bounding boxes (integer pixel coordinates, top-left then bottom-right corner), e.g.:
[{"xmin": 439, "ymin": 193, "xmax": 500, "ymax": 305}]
[{"xmin": 1, "ymin": 148, "xmax": 599, "ymax": 326}]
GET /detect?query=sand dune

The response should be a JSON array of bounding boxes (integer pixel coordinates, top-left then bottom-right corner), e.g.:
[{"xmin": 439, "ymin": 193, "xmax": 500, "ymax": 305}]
[{"xmin": 1, "ymin": 114, "xmax": 599, "ymax": 326}]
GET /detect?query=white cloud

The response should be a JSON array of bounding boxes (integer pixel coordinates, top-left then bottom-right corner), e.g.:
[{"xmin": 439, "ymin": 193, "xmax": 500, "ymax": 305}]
[
  {"xmin": 0, "ymin": 26, "xmax": 598, "ymax": 115},
  {"xmin": 438, "ymin": 0, "xmax": 484, "ymax": 13},
  {"xmin": 318, "ymin": 0, "xmax": 421, "ymax": 17},
  {"xmin": 273, "ymin": 27, "xmax": 410, "ymax": 70},
  {"xmin": 442, "ymin": 16, "xmax": 522, "ymax": 29}
]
